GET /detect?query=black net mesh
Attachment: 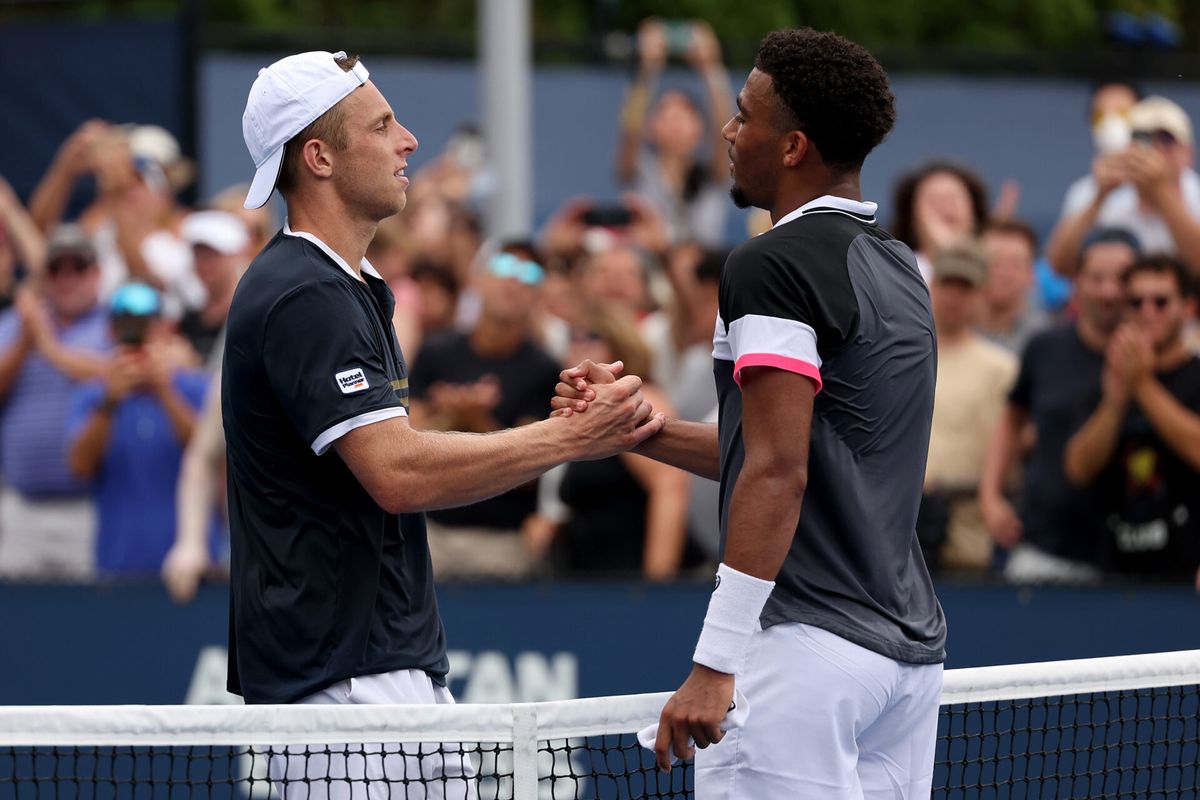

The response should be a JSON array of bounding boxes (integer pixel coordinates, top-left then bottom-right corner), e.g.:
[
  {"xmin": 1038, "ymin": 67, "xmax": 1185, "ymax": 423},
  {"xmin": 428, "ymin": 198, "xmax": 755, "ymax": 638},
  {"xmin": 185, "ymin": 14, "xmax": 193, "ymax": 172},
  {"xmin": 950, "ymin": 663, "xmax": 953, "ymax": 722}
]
[
  {"xmin": 537, "ymin": 736, "xmax": 690, "ymax": 799},
  {"xmin": 3, "ymin": 684, "xmax": 1198, "ymax": 799},
  {"xmin": 935, "ymin": 685, "xmax": 1200, "ymax": 799},
  {"xmin": 0, "ymin": 743, "xmax": 507, "ymax": 800},
  {"xmin": 0, "ymin": 736, "xmax": 691, "ymax": 800}
]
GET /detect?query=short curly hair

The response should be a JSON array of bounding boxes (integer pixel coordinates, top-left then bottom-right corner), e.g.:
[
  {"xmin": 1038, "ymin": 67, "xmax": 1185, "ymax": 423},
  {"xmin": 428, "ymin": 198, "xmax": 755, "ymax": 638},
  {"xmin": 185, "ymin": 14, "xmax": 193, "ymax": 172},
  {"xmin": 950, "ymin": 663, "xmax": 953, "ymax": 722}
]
[{"xmin": 754, "ymin": 29, "xmax": 896, "ymax": 170}]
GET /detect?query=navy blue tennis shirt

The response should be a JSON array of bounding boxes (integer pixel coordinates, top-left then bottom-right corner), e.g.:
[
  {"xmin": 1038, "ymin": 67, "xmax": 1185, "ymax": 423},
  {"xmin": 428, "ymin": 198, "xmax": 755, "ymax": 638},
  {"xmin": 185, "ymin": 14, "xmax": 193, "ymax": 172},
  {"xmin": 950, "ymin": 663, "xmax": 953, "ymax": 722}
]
[{"xmin": 222, "ymin": 225, "xmax": 447, "ymax": 704}]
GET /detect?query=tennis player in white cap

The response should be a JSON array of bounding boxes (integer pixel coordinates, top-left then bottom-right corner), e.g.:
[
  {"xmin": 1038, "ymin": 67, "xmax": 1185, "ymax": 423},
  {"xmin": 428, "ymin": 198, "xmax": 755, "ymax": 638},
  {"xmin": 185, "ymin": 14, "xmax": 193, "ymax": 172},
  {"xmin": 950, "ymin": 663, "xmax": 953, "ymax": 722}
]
[{"xmin": 224, "ymin": 50, "xmax": 662, "ymax": 800}]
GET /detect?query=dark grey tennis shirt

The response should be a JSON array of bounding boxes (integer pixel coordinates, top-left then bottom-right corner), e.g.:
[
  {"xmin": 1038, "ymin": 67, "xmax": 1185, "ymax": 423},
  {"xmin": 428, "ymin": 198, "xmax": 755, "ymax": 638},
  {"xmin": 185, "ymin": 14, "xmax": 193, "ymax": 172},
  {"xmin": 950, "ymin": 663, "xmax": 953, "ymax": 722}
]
[{"xmin": 713, "ymin": 195, "xmax": 947, "ymax": 664}]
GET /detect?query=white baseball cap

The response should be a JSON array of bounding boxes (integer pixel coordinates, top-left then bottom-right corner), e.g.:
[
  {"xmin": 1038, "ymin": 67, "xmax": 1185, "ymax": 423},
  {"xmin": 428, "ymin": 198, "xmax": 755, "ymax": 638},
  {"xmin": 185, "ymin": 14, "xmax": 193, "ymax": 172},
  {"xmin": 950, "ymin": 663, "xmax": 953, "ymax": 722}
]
[
  {"xmin": 182, "ymin": 211, "xmax": 250, "ymax": 255},
  {"xmin": 242, "ymin": 50, "xmax": 370, "ymax": 210}
]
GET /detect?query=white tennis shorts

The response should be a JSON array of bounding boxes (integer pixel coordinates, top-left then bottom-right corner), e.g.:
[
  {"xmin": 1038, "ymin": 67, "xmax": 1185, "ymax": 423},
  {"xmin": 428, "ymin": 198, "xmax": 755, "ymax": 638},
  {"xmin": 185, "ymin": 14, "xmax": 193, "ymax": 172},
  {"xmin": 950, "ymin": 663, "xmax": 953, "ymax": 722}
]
[
  {"xmin": 696, "ymin": 622, "xmax": 943, "ymax": 800},
  {"xmin": 270, "ymin": 669, "xmax": 478, "ymax": 800}
]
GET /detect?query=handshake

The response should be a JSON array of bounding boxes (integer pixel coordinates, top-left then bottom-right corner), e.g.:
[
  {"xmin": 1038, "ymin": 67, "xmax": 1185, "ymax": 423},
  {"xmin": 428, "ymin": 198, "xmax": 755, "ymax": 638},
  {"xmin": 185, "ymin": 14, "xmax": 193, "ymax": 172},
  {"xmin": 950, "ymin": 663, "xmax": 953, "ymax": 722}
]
[{"xmin": 548, "ymin": 359, "xmax": 666, "ymax": 460}]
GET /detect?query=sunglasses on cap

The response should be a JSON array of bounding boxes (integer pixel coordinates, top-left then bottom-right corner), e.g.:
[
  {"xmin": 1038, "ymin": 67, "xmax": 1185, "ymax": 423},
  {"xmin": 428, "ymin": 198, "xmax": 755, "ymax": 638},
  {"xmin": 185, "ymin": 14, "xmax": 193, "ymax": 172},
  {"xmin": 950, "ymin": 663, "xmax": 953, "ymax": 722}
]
[
  {"xmin": 489, "ymin": 253, "xmax": 544, "ymax": 286},
  {"xmin": 48, "ymin": 257, "xmax": 94, "ymax": 278},
  {"xmin": 1131, "ymin": 129, "xmax": 1177, "ymax": 147},
  {"xmin": 1126, "ymin": 293, "xmax": 1174, "ymax": 311}
]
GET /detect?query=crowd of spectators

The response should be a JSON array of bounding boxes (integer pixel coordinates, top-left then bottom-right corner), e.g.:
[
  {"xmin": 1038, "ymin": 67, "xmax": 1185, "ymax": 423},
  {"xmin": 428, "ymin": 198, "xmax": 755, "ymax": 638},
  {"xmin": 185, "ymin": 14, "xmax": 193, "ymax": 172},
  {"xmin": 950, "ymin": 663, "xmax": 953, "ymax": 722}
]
[{"xmin": 0, "ymin": 26, "xmax": 1197, "ymax": 597}]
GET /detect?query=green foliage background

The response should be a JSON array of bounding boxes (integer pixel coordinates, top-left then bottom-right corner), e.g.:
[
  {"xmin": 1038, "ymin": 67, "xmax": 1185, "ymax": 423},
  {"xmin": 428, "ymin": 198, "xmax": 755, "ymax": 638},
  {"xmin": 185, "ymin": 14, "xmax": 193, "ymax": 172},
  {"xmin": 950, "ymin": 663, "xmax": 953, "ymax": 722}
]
[
  {"xmin": 19, "ymin": 0, "xmax": 1200, "ymax": 57},
  {"xmin": 209, "ymin": 0, "xmax": 1184, "ymax": 48}
]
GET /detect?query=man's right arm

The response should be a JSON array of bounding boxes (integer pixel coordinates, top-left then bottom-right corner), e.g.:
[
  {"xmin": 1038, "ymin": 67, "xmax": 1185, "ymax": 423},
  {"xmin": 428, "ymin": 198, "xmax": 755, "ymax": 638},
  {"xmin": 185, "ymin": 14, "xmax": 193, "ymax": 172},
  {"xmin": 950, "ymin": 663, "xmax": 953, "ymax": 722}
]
[
  {"xmin": 614, "ymin": 19, "xmax": 664, "ymax": 185},
  {"xmin": 1066, "ymin": 324, "xmax": 1148, "ymax": 484},
  {"xmin": 29, "ymin": 121, "xmax": 107, "ymax": 233},
  {"xmin": 67, "ymin": 392, "xmax": 116, "ymax": 480},
  {"xmin": 1063, "ymin": 397, "xmax": 1125, "ymax": 486},
  {"xmin": 1046, "ymin": 154, "xmax": 1125, "ymax": 276},
  {"xmin": 1046, "ymin": 199, "xmax": 1102, "ymax": 277},
  {"xmin": 335, "ymin": 377, "xmax": 663, "ymax": 515}
]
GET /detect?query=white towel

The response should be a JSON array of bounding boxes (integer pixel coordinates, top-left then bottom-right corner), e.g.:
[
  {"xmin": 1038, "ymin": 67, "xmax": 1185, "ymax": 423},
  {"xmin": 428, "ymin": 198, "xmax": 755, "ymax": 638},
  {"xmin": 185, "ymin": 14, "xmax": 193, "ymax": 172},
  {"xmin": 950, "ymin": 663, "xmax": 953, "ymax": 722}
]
[{"xmin": 636, "ymin": 689, "xmax": 750, "ymax": 765}]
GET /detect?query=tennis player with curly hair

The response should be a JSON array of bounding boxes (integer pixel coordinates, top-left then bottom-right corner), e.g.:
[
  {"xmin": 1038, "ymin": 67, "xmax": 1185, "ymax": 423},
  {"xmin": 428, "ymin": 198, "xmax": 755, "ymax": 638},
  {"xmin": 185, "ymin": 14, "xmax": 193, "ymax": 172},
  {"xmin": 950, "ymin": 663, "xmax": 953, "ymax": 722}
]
[{"xmin": 557, "ymin": 29, "xmax": 947, "ymax": 798}]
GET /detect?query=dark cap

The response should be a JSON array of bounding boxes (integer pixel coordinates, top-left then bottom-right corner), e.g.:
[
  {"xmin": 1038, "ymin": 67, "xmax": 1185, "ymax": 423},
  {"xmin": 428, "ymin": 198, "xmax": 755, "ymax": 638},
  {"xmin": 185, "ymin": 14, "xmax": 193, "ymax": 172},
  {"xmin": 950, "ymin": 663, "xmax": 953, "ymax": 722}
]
[
  {"xmin": 46, "ymin": 224, "xmax": 97, "ymax": 265},
  {"xmin": 1079, "ymin": 227, "xmax": 1141, "ymax": 263},
  {"xmin": 932, "ymin": 240, "xmax": 987, "ymax": 288}
]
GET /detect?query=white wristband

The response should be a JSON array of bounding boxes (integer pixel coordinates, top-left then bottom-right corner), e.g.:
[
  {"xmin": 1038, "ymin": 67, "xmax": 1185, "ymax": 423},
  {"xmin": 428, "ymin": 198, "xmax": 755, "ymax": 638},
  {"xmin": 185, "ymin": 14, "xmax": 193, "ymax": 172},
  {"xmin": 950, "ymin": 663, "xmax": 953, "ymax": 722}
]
[{"xmin": 692, "ymin": 563, "xmax": 776, "ymax": 675}]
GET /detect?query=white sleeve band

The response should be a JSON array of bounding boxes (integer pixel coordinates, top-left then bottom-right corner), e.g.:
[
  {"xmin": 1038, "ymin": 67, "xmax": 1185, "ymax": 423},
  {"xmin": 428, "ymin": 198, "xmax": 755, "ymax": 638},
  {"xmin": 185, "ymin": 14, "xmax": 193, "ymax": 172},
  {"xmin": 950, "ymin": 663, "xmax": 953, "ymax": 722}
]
[{"xmin": 692, "ymin": 562, "xmax": 776, "ymax": 675}]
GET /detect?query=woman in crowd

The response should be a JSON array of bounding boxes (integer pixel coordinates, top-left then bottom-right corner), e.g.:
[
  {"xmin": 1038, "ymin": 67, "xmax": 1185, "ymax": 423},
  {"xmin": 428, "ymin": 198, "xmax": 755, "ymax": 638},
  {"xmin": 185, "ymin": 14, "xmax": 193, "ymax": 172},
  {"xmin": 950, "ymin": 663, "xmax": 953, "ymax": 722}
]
[
  {"xmin": 891, "ymin": 159, "xmax": 990, "ymax": 284},
  {"xmin": 614, "ymin": 18, "xmax": 733, "ymax": 247}
]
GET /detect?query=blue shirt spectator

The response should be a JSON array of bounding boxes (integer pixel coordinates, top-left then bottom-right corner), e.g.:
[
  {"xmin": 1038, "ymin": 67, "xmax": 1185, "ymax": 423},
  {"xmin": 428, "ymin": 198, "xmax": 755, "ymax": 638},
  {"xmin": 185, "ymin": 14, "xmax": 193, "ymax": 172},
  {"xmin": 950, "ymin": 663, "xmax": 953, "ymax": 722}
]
[
  {"xmin": 66, "ymin": 282, "xmax": 209, "ymax": 577},
  {"xmin": 67, "ymin": 371, "xmax": 208, "ymax": 574}
]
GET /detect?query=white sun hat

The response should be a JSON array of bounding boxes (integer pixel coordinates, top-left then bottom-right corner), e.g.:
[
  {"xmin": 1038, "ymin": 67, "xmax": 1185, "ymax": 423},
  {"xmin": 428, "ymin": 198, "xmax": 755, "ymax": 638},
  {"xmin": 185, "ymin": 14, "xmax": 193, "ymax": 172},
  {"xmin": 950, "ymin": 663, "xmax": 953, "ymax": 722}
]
[
  {"xmin": 242, "ymin": 50, "xmax": 370, "ymax": 210},
  {"xmin": 182, "ymin": 211, "xmax": 251, "ymax": 255}
]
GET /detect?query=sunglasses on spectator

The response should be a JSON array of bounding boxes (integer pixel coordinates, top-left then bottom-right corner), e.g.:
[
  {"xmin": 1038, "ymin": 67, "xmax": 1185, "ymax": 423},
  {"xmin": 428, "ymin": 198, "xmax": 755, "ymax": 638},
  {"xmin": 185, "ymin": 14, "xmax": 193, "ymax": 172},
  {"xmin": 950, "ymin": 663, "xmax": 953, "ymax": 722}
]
[
  {"xmin": 48, "ymin": 257, "xmax": 94, "ymax": 277},
  {"xmin": 489, "ymin": 253, "xmax": 544, "ymax": 286},
  {"xmin": 1126, "ymin": 294, "xmax": 1173, "ymax": 310},
  {"xmin": 1131, "ymin": 129, "xmax": 1177, "ymax": 147}
]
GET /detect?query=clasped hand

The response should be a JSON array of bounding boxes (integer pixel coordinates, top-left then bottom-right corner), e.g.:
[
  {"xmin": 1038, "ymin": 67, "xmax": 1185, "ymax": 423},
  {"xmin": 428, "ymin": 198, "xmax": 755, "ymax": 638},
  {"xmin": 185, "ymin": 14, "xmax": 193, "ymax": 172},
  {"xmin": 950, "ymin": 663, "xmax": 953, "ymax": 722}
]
[{"xmin": 550, "ymin": 359, "xmax": 666, "ymax": 456}]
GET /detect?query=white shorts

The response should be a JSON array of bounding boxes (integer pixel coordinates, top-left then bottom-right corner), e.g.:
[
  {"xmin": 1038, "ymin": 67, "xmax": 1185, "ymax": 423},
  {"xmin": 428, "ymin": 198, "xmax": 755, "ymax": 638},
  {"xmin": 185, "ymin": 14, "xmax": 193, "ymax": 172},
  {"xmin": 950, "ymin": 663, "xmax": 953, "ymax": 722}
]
[
  {"xmin": 271, "ymin": 669, "xmax": 478, "ymax": 800},
  {"xmin": 696, "ymin": 623, "xmax": 943, "ymax": 800}
]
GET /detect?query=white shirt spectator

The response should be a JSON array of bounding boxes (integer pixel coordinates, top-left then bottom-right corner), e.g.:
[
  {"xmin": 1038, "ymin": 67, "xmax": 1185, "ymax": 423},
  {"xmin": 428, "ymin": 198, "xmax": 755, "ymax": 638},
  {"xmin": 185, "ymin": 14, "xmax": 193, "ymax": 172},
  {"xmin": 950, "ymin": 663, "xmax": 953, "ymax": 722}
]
[{"xmin": 1062, "ymin": 169, "xmax": 1200, "ymax": 255}]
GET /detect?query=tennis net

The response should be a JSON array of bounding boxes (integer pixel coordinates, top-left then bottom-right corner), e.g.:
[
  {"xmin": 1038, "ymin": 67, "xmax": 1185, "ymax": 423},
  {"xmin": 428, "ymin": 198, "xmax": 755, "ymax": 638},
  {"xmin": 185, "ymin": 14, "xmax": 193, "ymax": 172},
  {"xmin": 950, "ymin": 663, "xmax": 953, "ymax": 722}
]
[{"xmin": 1, "ymin": 649, "xmax": 1197, "ymax": 799}]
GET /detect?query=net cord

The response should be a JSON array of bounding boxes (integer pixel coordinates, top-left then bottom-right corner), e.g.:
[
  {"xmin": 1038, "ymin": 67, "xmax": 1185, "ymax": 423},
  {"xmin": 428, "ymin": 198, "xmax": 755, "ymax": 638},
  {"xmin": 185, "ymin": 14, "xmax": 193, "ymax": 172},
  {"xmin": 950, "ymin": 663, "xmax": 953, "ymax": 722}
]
[
  {"xmin": 1, "ymin": 649, "xmax": 1197, "ymax": 748},
  {"xmin": 939, "ymin": 648, "xmax": 1200, "ymax": 705}
]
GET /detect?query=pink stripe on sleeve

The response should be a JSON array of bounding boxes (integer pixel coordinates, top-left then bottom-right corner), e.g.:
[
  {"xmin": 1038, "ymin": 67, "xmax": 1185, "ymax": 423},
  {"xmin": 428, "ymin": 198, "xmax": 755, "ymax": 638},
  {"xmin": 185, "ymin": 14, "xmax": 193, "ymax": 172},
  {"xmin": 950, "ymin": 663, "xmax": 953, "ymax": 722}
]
[{"xmin": 733, "ymin": 353, "xmax": 823, "ymax": 394}]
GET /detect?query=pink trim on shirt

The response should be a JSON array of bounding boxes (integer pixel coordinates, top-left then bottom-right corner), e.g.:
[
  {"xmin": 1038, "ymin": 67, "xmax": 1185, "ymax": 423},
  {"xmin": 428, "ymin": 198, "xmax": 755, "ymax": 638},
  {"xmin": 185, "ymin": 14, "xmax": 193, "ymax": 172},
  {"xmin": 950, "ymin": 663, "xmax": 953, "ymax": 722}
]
[{"xmin": 733, "ymin": 353, "xmax": 823, "ymax": 394}]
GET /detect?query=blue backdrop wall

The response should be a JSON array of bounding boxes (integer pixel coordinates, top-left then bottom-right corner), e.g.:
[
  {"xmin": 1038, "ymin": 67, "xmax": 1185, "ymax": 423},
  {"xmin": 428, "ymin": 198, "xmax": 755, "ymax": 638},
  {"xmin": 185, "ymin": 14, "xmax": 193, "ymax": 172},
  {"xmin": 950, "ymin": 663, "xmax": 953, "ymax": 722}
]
[
  {"xmin": 199, "ymin": 58, "xmax": 1200, "ymax": 240},
  {"xmin": 0, "ymin": 19, "xmax": 189, "ymax": 211},
  {"xmin": 2, "ymin": 582, "xmax": 1197, "ymax": 705}
]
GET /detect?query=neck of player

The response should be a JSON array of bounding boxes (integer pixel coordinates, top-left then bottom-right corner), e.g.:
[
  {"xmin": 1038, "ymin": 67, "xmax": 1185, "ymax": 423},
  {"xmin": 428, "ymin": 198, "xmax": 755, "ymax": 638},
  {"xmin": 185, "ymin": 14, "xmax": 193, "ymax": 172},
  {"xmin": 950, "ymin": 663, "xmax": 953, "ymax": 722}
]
[
  {"xmin": 287, "ymin": 202, "xmax": 378, "ymax": 279},
  {"xmin": 770, "ymin": 170, "xmax": 862, "ymax": 226}
]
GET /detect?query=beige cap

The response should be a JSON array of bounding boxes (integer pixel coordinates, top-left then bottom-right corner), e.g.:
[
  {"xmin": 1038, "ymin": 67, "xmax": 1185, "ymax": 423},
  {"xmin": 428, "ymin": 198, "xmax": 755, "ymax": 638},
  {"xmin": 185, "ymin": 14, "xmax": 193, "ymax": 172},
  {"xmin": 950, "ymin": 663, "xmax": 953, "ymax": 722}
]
[
  {"xmin": 1129, "ymin": 96, "xmax": 1193, "ymax": 146},
  {"xmin": 932, "ymin": 240, "xmax": 987, "ymax": 288}
]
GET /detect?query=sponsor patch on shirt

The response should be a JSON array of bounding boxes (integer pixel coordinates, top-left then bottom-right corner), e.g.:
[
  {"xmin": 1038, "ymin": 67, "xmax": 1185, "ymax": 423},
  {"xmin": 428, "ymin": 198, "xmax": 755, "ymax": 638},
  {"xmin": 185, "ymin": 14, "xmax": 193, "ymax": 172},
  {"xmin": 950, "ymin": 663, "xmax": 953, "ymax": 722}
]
[{"xmin": 335, "ymin": 367, "xmax": 369, "ymax": 394}]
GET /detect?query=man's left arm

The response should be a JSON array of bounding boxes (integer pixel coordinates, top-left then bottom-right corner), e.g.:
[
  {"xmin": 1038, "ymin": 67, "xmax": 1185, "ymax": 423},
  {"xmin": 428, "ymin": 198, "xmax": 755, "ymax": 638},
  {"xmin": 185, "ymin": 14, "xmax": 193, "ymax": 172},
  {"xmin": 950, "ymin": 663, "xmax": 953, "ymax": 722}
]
[
  {"xmin": 1134, "ymin": 375, "xmax": 1200, "ymax": 471},
  {"xmin": 654, "ymin": 366, "xmax": 814, "ymax": 769}
]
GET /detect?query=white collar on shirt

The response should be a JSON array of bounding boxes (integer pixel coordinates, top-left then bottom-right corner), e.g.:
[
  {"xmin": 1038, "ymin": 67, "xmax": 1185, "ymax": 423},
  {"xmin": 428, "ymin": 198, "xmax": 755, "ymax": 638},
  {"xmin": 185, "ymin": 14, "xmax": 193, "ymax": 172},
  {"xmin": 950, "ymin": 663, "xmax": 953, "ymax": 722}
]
[
  {"xmin": 772, "ymin": 195, "xmax": 878, "ymax": 229},
  {"xmin": 282, "ymin": 220, "xmax": 384, "ymax": 283}
]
